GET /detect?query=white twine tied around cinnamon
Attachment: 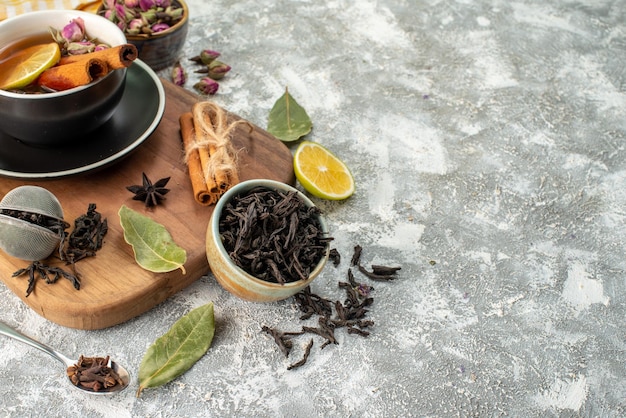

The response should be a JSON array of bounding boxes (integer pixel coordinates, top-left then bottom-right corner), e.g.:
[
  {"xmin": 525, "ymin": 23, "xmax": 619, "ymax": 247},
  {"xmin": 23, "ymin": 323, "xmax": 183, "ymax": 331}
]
[{"xmin": 185, "ymin": 101, "xmax": 246, "ymax": 194}]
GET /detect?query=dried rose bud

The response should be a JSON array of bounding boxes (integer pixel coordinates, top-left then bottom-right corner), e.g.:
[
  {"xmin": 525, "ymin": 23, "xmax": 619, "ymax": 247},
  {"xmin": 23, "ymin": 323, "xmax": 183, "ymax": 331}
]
[
  {"xmin": 139, "ymin": 0, "xmax": 157, "ymax": 12},
  {"xmin": 199, "ymin": 49, "xmax": 220, "ymax": 65},
  {"xmin": 126, "ymin": 18, "xmax": 144, "ymax": 35},
  {"xmin": 124, "ymin": 0, "xmax": 140, "ymax": 7},
  {"xmin": 103, "ymin": 9, "xmax": 115, "ymax": 21},
  {"xmin": 140, "ymin": 10, "xmax": 157, "ymax": 24},
  {"xmin": 194, "ymin": 77, "xmax": 219, "ymax": 95},
  {"xmin": 151, "ymin": 22, "xmax": 170, "ymax": 33},
  {"xmin": 115, "ymin": 3, "xmax": 132, "ymax": 22},
  {"xmin": 94, "ymin": 44, "xmax": 109, "ymax": 52},
  {"xmin": 171, "ymin": 61, "xmax": 186, "ymax": 86},
  {"xmin": 66, "ymin": 41, "xmax": 97, "ymax": 55},
  {"xmin": 207, "ymin": 60, "xmax": 231, "ymax": 80},
  {"xmin": 61, "ymin": 17, "xmax": 86, "ymax": 43},
  {"xmin": 166, "ymin": 6, "xmax": 184, "ymax": 20}
]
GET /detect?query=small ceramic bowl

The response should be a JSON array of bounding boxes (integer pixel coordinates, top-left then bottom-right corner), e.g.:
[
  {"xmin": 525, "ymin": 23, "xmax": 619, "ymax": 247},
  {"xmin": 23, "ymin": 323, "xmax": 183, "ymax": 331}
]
[
  {"xmin": 122, "ymin": 0, "xmax": 189, "ymax": 71},
  {"xmin": 0, "ymin": 10, "xmax": 128, "ymax": 146},
  {"xmin": 206, "ymin": 179, "xmax": 330, "ymax": 302}
]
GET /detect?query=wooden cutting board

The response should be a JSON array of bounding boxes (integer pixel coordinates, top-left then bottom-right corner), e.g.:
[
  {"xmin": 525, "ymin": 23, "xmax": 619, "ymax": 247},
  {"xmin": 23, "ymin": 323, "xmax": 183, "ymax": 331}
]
[{"xmin": 0, "ymin": 78, "xmax": 295, "ymax": 330}]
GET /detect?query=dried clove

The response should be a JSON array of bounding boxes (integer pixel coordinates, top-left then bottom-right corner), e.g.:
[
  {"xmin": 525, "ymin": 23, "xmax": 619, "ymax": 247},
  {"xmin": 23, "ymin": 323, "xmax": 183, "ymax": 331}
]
[{"xmin": 67, "ymin": 355, "xmax": 124, "ymax": 392}]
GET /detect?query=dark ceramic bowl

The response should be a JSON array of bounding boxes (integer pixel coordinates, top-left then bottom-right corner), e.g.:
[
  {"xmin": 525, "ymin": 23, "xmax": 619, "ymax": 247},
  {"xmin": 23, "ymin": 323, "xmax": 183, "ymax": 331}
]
[
  {"xmin": 0, "ymin": 10, "xmax": 127, "ymax": 146},
  {"xmin": 123, "ymin": 0, "xmax": 189, "ymax": 71}
]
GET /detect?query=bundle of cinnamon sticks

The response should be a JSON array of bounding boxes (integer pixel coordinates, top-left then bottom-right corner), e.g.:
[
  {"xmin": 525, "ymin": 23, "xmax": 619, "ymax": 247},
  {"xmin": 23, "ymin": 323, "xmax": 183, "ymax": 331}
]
[
  {"xmin": 180, "ymin": 102, "xmax": 249, "ymax": 205},
  {"xmin": 38, "ymin": 43, "xmax": 138, "ymax": 91}
]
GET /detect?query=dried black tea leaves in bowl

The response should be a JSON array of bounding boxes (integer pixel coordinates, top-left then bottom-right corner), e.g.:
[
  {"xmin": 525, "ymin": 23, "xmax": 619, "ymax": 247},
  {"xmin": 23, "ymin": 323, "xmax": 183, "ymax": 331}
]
[{"xmin": 219, "ymin": 186, "xmax": 331, "ymax": 284}]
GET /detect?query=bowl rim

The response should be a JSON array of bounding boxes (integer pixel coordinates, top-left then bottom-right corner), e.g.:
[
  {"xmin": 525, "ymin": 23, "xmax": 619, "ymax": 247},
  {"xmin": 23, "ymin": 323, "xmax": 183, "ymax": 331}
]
[
  {"xmin": 0, "ymin": 9, "xmax": 127, "ymax": 99},
  {"xmin": 210, "ymin": 179, "xmax": 330, "ymax": 289}
]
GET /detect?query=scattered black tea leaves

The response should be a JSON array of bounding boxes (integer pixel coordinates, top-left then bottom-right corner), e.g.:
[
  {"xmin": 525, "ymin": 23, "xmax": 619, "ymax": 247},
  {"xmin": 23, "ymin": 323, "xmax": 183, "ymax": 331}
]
[
  {"xmin": 287, "ymin": 339, "xmax": 314, "ymax": 370},
  {"xmin": 371, "ymin": 265, "xmax": 402, "ymax": 275},
  {"xmin": 352, "ymin": 245, "xmax": 401, "ymax": 281},
  {"xmin": 350, "ymin": 244, "xmax": 362, "ymax": 266},
  {"xmin": 293, "ymin": 286, "xmax": 333, "ymax": 320},
  {"xmin": 357, "ymin": 264, "xmax": 400, "ymax": 281},
  {"xmin": 302, "ymin": 316, "xmax": 338, "ymax": 349},
  {"xmin": 261, "ymin": 325, "xmax": 303, "ymax": 357},
  {"xmin": 12, "ymin": 261, "xmax": 80, "ymax": 297},
  {"xmin": 329, "ymin": 248, "xmax": 341, "ymax": 266},
  {"xmin": 62, "ymin": 203, "xmax": 108, "ymax": 264},
  {"xmin": 12, "ymin": 203, "xmax": 107, "ymax": 296},
  {"xmin": 261, "ymin": 244, "xmax": 401, "ymax": 369}
]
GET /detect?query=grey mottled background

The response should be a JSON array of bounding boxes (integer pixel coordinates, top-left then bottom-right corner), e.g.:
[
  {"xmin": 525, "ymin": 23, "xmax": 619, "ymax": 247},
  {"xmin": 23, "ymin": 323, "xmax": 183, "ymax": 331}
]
[{"xmin": 1, "ymin": 0, "xmax": 625, "ymax": 416}]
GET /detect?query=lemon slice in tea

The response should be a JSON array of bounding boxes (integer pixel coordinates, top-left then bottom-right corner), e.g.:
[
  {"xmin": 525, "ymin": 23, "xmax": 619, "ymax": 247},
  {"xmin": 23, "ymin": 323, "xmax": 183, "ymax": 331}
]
[
  {"xmin": 0, "ymin": 43, "xmax": 61, "ymax": 90},
  {"xmin": 294, "ymin": 141, "xmax": 355, "ymax": 200}
]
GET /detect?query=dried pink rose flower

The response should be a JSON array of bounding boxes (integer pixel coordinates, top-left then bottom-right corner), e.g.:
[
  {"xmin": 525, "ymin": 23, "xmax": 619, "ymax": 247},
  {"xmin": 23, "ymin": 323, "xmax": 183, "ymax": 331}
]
[
  {"xmin": 207, "ymin": 60, "xmax": 231, "ymax": 80},
  {"xmin": 200, "ymin": 49, "xmax": 220, "ymax": 65},
  {"xmin": 61, "ymin": 17, "xmax": 86, "ymax": 43},
  {"xmin": 151, "ymin": 22, "xmax": 170, "ymax": 33},
  {"xmin": 66, "ymin": 41, "xmax": 97, "ymax": 55},
  {"xmin": 171, "ymin": 61, "xmax": 187, "ymax": 86},
  {"xmin": 194, "ymin": 77, "xmax": 219, "ymax": 95}
]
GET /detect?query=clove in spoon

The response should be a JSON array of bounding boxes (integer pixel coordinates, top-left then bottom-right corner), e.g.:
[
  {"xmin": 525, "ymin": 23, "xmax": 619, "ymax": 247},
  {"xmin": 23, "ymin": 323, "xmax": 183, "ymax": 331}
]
[{"xmin": 0, "ymin": 321, "xmax": 130, "ymax": 394}]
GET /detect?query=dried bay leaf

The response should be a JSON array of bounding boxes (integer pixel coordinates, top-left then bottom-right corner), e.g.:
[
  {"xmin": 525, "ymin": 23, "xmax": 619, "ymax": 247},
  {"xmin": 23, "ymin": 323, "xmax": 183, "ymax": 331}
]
[
  {"xmin": 267, "ymin": 87, "xmax": 312, "ymax": 142},
  {"xmin": 136, "ymin": 302, "xmax": 215, "ymax": 397},
  {"xmin": 118, "ymin": 205, "xmax": 187, "ymax": 274}
]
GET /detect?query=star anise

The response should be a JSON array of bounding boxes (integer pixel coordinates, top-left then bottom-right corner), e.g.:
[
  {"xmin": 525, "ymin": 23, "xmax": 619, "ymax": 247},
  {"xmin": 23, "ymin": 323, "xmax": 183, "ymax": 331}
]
[{"xmin": 126, "ymin": 172, "xmax": 170, "ymax": 207}]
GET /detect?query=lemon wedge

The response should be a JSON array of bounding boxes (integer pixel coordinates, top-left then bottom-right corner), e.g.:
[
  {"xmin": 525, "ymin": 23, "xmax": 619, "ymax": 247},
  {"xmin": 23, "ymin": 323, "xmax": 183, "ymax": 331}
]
[
  {"xmin": 0, "ymin": 43, "xmax": 61, "ymax": 90},
  {"xmin": 293, "ymin": 141, "xmax": 355, "ymax": 200}
]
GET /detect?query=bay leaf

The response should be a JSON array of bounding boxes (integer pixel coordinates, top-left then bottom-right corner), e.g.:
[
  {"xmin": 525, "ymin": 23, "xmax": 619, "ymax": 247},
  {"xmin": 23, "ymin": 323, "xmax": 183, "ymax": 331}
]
[
  {"xmin": 267, "ymin": 87, "xmax": 312, "ymax": 142},
  {"xmin": 118, "ymin": 205, "xmax": 187, "ymax": 274},
  {"xmin": 136, "ymin": 302, "xmax": 215, "ymax": 397}
]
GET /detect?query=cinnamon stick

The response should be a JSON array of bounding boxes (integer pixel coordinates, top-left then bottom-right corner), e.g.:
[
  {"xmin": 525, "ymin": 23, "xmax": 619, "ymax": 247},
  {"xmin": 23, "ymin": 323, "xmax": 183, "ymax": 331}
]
[
  {"xmin": 37, "ymin": 58, "xmax": 108, "ymax": 91},
  {"xmin": 59, "ymin": 44, "xmax": 138, "ymax": 70},
  {"xmin": 179, "ymin": 112, "xmax": 216, "ymax": 206},
  {"xmin": 180, "ymin": 102, "xmax": 247, "ymax": 205}
]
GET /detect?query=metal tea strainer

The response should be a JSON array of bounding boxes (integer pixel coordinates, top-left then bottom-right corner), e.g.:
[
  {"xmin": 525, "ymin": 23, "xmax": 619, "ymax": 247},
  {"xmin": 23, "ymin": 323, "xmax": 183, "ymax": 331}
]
[{"xmin": 0, "ymin": 185, "xmax": 65, "ymax": 261}]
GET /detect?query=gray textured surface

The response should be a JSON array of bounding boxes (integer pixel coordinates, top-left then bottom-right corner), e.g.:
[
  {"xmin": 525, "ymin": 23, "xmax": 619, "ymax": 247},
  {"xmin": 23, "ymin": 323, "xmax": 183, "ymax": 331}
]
[{"xmin": 1, "ymin": 0, "xmax": 626, "ymax": 416}]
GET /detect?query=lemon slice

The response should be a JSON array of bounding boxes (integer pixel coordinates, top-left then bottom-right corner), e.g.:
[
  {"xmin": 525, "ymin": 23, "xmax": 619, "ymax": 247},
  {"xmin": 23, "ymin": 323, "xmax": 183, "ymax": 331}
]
[
  {"xmin": 0, "ymin": 43, "xmax": 61, "ymax": 90},
  {"xmin": 294, "ymin": 141, "xmax": 355, "ymax": 200}
]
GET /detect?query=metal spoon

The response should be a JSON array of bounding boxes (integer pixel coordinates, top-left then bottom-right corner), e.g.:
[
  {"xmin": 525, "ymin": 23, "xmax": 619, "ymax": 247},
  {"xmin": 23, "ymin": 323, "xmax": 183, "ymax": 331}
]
[{"xmin": 0, "ymin": 321, "xmax": 130, "ymax": 394}]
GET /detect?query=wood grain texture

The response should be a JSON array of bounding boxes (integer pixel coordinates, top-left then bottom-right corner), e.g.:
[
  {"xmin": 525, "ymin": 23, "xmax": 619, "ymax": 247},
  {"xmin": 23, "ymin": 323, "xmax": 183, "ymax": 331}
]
[{"xmin": 0, "ymin": 78, "xmax": 295, "ymax": 330}]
